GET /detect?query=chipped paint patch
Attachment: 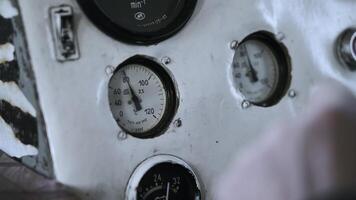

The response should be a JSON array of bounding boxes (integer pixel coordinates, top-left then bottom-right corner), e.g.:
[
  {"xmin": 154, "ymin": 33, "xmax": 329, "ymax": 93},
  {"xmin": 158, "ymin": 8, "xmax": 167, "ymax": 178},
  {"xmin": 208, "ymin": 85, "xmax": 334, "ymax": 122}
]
[
  {"xmin": 0, "ymin": 80, "xmax": 36, "ymax": 117},
  {"xmin": 0, "ymin": 116, "xmax": 38, "ymax": 157},
  {"xmin": 0, "ymin": 0, "xmax": 18, "ymax": 19},
  {"xmin": 0, "ymin": 43, "xmax": 15, "ymax": 64}
]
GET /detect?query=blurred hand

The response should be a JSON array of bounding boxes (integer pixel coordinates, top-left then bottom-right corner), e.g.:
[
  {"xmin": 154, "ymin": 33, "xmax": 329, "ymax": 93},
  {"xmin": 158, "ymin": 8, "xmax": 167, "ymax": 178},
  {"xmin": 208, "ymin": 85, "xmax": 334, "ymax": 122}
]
[{"xmin": 216, "ymin": 82, "xmax": 356, "ymax": 200}]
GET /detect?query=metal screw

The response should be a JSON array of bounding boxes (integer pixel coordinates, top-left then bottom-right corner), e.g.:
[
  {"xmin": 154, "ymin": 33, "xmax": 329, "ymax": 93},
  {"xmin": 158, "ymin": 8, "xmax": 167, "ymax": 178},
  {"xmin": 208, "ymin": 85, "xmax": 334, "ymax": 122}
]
[
  {"xmin": 276, "ymin": 32, "xmax": 286, "ymax": 41},
  {"xmin": 230, "ymin": 40, "xmax": 239, "ymax": 50},
  {"xmin": 117, "ymin": 131, "xmax": 128, "ymax": 141},
  {"xmin": 161, "ymin": 57, "xmax": 171, "ymax": 65},
  {"xmin": 105, "ymin": 65, "xmax": 115, "ymax": 75},
  {"xmin": 288, "ymin": 89, "xmax": 297, "ymax": 98},
  {"xmin": 241, "ymin": 100, "xmax": 251, "ymax": 109},
  {"xmin": 173, "ymin": 118, "xmax": 182, "ymax": 128}
]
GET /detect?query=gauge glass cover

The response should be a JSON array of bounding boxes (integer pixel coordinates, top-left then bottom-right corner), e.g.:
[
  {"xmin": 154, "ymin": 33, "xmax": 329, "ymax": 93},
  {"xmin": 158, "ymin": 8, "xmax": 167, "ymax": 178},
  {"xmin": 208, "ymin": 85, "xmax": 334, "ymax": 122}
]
[
  {"xmin": 233, "ymin": 40, "xmax": 280, "ymax": 104},
  {"xmin": 232, "ymin": 32, "xmax": 291, "ymax": 107},
  {"xmin": 108, "ymin": 56, "xmax": 178, "ymax": 138},
  {"xmin": 77, "ymin": 0, "xmax": 197, "ymax": 44},
  {"xmin": 126, "ymin": 155, "xmax": 201, "ymax": 200},
  {"xmin": 94, "ymin": 0, "xmax": 185, "ymax": 34}
]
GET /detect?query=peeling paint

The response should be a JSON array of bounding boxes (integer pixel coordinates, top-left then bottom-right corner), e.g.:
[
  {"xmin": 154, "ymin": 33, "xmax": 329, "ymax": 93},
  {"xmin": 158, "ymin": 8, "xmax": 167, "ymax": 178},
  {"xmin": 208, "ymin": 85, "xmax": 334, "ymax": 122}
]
[
  {"xmin": 0, "ymin": 0, "xmax": 18, "ymax": 19},
  {"xmin": 0, "ymin": 43, "xmax": 15, "ymax": 64},
  {"xmin": 0, "ymin": 116, "xmax": 38, "ymax": 158},
  {"xmin": 0, "ymin": 80, "xmax": 36, "ymax": 117}
]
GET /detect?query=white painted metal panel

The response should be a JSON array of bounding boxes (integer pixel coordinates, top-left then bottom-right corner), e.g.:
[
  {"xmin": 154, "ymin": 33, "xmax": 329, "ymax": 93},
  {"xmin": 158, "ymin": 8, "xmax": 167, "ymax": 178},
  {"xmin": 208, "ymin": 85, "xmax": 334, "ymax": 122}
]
[{"xmin": 18, "ymin": 0, "xmax": 356, "ymax": 199}]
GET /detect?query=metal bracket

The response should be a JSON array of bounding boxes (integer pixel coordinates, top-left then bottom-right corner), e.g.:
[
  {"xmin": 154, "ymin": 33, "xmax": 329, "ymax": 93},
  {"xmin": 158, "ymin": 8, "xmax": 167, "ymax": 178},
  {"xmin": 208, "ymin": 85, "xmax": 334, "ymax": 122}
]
[{"xmin": 50, "ymin": 5, "xmax": 80, "ymax": 62}]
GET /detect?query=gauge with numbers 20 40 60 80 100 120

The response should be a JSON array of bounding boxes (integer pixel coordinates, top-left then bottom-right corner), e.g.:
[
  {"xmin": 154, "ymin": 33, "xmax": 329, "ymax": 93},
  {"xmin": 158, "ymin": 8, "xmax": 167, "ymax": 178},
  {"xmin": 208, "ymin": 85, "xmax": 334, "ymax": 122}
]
[{"xmin": 108, "ymin": 56, "xmax": 179, "ymax": 138}]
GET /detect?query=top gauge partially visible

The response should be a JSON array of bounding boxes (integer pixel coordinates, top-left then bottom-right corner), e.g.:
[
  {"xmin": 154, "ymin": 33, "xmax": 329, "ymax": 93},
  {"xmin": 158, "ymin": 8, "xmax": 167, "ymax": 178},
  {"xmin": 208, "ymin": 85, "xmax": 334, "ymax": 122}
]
[{"xmin": 77, "ymin": 0, "xmax": 197, "ymax": 45}]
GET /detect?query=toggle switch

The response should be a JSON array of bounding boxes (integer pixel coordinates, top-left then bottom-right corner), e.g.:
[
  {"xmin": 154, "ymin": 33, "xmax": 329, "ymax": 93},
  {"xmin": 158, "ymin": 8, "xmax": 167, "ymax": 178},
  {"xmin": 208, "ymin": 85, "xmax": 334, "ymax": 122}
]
[{"xmin": 50, "ymin": 5, "xmax": 80, "ymax": 62}]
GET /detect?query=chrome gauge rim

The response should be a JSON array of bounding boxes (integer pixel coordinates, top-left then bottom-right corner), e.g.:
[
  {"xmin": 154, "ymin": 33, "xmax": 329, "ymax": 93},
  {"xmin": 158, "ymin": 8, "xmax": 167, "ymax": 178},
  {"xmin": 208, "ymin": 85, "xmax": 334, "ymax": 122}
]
[{"xmin": 125, "ymin": 155, "xmax": 202, "ymax": 200}]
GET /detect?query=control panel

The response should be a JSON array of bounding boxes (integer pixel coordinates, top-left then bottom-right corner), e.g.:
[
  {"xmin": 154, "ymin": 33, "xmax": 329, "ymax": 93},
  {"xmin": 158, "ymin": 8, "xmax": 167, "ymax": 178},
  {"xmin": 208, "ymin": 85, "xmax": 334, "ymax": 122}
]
[{"xmin": 16, "ymin": 0, "xmax": 356, "ymax": 199}]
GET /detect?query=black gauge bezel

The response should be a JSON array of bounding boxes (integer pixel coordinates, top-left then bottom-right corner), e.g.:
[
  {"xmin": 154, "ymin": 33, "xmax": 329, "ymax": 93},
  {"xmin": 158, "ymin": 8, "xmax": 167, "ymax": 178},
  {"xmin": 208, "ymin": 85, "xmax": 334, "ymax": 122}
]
[
  {"xmin": 125, "ymin": 155, "xmax": 202, "ymax": 200},
  {"xmin": 137, "ymin": 162, "xmax": 201, "ymax": 199},
  {"xmin": 234, "ymin": 31, "xmax": 292, "ymax": 107},
  {"xmin": 336, "ymin": 28, "xmax": 356, "ymax": 70},
  {"xmin": 109, "ymin": 55, "xmax": 178, "ymax": 139},
  {"xmin": 76, "ymin": 0, "xmax": 197, "ymax": 45}
]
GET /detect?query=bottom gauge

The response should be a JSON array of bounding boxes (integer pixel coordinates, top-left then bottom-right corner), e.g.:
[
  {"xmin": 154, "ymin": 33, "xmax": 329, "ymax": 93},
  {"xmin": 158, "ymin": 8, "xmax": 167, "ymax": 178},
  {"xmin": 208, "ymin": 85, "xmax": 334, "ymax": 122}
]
[{"xmin": 126, "ymin": 155, "xmax": 202, "ymax": 200}]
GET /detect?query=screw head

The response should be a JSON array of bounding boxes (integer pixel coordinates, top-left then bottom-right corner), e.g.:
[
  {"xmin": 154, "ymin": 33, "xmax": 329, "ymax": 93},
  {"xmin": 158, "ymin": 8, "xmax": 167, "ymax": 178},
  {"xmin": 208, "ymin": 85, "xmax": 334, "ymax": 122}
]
[
  {"xmin": 288, "ymin": 89, "xmax": 297, "ymax": 98},
  {"xmin": 173, "ymin": 118, "xmax": 182, "ymax": 128},
  {"xmin": 117, "ymin": 131, "xmax": 128, "ymax": 141},
  {"xmin": 241, "ymin": 100, "xmax": 251, "ymax": 109},
  {"xmin": 276, "ymin": 32, "xmax": 286, "ymax": 41},
  {"xmin": 230, "ymin": 40, "xmax": 239, "ymax": 50},
  {"xmin": 105, "ymin": 65, "xmax": 115, "ymax": 75},
  {"xmin": 161, "ymin": 57, "xmax": 171, "ymax": 65}
]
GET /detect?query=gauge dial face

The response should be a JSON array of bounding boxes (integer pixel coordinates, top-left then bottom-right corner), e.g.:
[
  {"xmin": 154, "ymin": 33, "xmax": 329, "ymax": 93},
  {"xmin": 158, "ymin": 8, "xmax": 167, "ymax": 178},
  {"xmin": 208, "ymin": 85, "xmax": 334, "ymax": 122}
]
[
  {"xmin": 126, "ymin": 155, "xmax": 201, "ymax": 200},
  {"xmin": 233, "ymin": 40, "xmax": 279, "ymax": 104},
  {"xmin": 94, "ymin": 0, "xmax": 185, "ymax": 33},
  {"xmin": 137, "ymin": 163, "xmax": 200, "ymax": 200},
  {"xmin": 108, "ymin": 57, "xmax": 177, "ymax": 138},
  {"xmin": 77, "ymin": 0, "xmax": 197, "ymax": 44},
  {"xmin": 232, "ymin": 33, "xmax": 290, "ymax": 106}
]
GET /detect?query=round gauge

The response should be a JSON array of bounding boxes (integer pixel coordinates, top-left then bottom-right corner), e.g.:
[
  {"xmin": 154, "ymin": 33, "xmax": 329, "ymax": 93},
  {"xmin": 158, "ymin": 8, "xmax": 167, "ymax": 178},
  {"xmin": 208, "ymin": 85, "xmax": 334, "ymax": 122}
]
[
  {"xmin": 77, "ymin": 0, "xmax": 197, "ymax": 45},
  {"xmin": 232, "ymin": 32, "xmax": 291, "ymax": 107},
  {"xmin": 126, "ymin": 155, "xmax": 202, "ymax": 200},
  {"xmin": 108, "ymin": 56, "xmax": 178, "ymax": 138},
  {"xmin": 336, "ymin": 28, "xmax": 356, "ymax": 70}
]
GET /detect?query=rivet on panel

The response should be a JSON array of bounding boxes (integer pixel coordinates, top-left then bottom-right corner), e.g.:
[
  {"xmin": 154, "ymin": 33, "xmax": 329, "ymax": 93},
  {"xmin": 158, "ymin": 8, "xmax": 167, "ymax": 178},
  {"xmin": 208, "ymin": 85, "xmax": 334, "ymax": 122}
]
[
  {"xmin": 241, "ymin": 100, "xmax": 251, "ymax": 109},
  {"xmin": 288, "ymin": 89, "xmax": 297, "ymax": 98},
  {"xmin": 117, "ymin": 131, "xmax": 128, "ymax": 141},
  {"xmin": 173, "ymin": 118, "xmax": 182, "ymax": 128},
  {"xmin": 161, "ymin": 56, "xmax": 171, "ymax": 65},
  {"xmin": 276, "ymin": 32, "xmax": 286, "ymax": 41},
  {"xmin": 105, "ymin": 65, "xmax": 115, "ymax": 75},
  {"xmin": 230, "ymin": 40, "xmax": 239, "ymax": 50}
]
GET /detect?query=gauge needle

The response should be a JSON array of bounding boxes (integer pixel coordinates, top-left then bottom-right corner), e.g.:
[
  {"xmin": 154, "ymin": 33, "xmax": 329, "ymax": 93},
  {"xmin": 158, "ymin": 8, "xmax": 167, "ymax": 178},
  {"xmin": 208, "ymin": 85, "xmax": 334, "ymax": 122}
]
[
  {"xmin": 122, "ymin": 71, "xmax": 142, "ymax": 112},
  {"xmin": 244, "ymin": 44, "xmax": 259, "ymax": 83},
  {"xmin": 165, "ymin": 182, "xmax": 170, "ymax": 200}
]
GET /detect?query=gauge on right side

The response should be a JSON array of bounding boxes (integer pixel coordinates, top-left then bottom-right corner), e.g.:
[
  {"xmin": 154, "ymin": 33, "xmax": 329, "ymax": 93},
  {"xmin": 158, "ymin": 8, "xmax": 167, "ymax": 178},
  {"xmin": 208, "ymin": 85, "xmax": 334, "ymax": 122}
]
[
  {"xmin": 232, "ymin": 31, "xmax": 291, "ymax": 107},
  {"xmin": 336, "ymin": 28, "xmax": 356, "ymax": 70}
]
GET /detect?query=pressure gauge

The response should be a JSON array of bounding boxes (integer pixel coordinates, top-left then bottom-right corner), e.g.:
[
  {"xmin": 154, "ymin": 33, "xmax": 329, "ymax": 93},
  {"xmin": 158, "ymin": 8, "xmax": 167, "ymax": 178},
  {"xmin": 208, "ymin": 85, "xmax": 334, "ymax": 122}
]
[
  {"xmin": 126, "ymin": 155, "xmax": 202, "ymax": 200},
  {"xmin": 336, "ymin": 28, "xmax": 356, "ymax": 70},
  {"xmin": 232, "ymin": 32, "xmax": 291, "ymax": 107},
  {"xmin": 108, "ymin": 56, "xmax": 178, "ymax": 138},
  {"xmin": 77, "ymin": 0, "xmax": 197, "ymax": 44}
]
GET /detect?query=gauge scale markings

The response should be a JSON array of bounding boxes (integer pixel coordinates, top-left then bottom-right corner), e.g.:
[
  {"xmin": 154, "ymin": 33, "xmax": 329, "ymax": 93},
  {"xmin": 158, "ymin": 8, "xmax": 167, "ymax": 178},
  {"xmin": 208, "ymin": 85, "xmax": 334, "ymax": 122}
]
[
  {"xmin": 77, "ymin": 0, "xmax": 197, "ymax": 44},
  {"xmin": 126, "ymin": 155, "xmax": 201, "ymax": 200},
  {"xmin": 232, "ymin": 32, "xmax": 291, "ymax": 107},
  {"xmin": 108, "ymin": 56, "xmax": 178, "ymax": 138}
]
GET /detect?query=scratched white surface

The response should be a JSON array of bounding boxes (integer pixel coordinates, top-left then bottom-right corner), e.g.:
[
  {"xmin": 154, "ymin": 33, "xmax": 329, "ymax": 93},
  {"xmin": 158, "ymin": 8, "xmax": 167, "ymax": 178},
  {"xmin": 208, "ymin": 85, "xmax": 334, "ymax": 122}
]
[{"xmin": 18, "ymin": 0, "xmax": 356, "ymax": 199}]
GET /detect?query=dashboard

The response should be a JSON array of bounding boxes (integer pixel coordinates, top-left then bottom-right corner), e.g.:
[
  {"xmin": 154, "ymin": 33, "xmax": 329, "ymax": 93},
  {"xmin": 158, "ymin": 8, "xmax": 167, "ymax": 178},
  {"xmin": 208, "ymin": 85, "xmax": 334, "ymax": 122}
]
[{"xmin": 15, "ymin": 0, "xmax": 356, "ymax": 199}]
